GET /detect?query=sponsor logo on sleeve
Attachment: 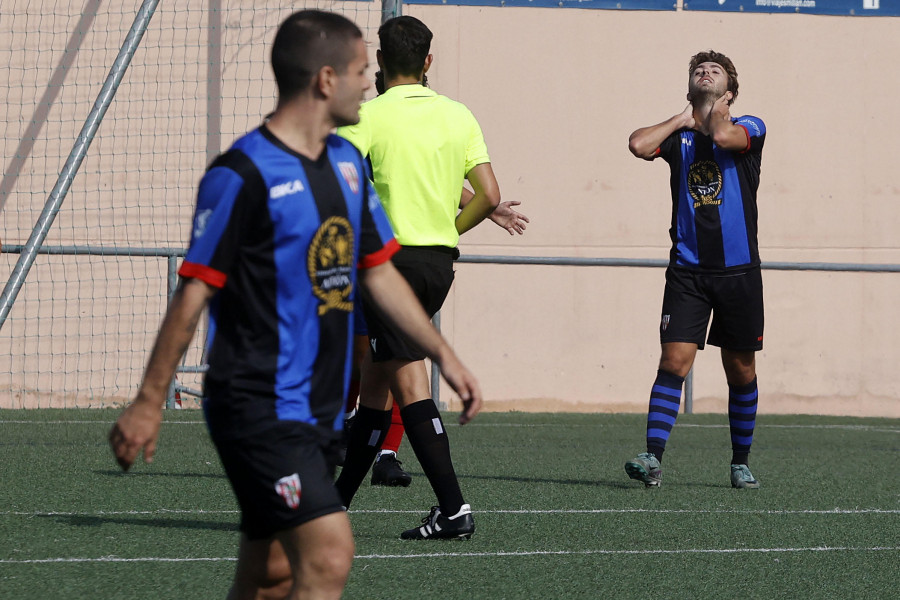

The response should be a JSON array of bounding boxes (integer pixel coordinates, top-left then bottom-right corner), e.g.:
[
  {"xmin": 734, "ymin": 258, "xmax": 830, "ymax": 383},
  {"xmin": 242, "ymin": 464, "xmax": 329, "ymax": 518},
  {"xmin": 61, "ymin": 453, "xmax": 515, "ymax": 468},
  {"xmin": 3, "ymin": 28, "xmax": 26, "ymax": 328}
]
[{"xmin": 193, "ymin": 209, "xmax": 213, "ymax": 239}]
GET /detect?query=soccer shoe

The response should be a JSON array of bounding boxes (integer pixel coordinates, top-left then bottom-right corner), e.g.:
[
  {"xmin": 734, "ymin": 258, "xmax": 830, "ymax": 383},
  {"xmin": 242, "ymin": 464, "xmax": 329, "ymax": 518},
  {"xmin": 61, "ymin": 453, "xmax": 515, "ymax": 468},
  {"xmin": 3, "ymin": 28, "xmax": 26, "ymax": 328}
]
[
  {"xmin": 624, "ymin": 452, "xmax": 662, "ymax": 487},
  {"xmin": 730, "ymin": 464, "xmax": 760, "ymax": 489},
  {"xmin": 371, "ymin": 454, "xmax": 412, "ymax": 487},
  {"xmin": 400, "ymin": 504, "xmax": 475, "ymax": 540}
]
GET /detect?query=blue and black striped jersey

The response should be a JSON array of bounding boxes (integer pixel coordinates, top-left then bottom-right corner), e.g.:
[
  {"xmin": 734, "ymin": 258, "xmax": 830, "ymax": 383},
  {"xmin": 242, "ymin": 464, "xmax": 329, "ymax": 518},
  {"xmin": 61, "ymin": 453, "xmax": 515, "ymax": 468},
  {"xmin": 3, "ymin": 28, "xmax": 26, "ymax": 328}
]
[
  {"xmin": 658, "ymin": 115, "xmax": 765, "ymax": 272},
  {"xmin": 179, "ymin": 126, "xmax": 398, "ymax": 438}
]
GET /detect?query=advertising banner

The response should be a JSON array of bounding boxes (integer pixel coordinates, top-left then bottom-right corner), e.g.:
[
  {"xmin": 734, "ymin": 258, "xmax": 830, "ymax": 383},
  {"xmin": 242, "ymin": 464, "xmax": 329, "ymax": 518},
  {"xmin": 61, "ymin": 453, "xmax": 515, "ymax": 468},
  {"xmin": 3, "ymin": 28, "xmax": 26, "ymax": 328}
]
[
  {"xmin": 683, "ymin": 0, "xmax": 899, "ymax": 15},
  {"xmin": 405, "ymin": 0, "xmax": 676, "ymax": 10}
]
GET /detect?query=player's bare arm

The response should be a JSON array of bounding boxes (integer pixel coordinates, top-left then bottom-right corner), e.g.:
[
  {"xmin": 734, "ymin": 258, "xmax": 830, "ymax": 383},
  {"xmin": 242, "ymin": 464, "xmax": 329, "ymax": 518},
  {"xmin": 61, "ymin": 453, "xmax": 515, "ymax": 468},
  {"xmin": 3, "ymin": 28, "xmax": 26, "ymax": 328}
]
[
  {"xmin": 359, "ymin": 261, "xmax": 483, "ymax": 423},
  {"xmin": 455, "ymin": 162, "xmax": 500, "ymax": 236},
  {"xmin": 108, "ymin": 277, "xmax": 216, "ymax": 471},
  {"xmin": 628, "ymin": 104, "xmax": 695, "ymax": 160},
  {"xmin": 706, "ymin": 91, "xmax": 749, "ymax": 151}
]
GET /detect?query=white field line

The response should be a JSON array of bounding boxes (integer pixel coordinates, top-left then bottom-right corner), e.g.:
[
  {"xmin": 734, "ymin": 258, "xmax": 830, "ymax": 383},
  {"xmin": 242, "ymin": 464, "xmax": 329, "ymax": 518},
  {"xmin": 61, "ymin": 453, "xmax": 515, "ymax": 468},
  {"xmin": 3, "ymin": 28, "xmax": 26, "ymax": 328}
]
[
  {"xmin": 680, "ymin": 423, "xmax": 900, "ymax": 434},
  {"xmin": 1, "ymin": 420, "xmax": 897, "ymax": 434},
  {"xmin": 2, "ymin": 508, "xmax": 898, "ymax": 517},
  {"xmin": 2, "ymin": 545, "xmax": 898, "ymax": 564}
]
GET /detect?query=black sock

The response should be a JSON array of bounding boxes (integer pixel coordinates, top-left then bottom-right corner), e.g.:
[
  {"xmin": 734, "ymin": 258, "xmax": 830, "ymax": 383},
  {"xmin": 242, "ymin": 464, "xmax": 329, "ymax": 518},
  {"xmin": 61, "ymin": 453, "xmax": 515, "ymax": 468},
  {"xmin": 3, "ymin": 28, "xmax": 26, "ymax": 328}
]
[
  {"xmin": 401, "ymin": 399, "xmax": 464, "ymax": 517},
  {"xmin": 334, "ymin": 405, "xmax": 391, "ymax": 508}
]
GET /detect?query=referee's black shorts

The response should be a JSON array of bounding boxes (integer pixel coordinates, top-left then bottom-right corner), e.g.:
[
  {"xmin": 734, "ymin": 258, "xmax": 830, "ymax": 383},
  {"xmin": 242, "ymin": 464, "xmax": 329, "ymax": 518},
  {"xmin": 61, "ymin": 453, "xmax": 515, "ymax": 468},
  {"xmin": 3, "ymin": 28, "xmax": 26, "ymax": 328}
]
[
  {"xmin": 659, "ymin": 265, "xmax": 764, "ymax": 352},
  {"xmin": 209, "ymin": 420, "xmax": 344, "ymax": 541},
  {"xmin": 362, "ymin": 245, "xmax": 456, "ymax": 362}
]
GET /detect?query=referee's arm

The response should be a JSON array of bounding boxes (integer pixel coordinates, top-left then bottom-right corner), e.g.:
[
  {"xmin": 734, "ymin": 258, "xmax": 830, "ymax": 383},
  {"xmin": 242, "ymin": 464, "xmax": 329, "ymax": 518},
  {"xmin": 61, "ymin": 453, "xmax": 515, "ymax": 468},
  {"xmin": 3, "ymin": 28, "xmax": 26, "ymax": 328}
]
[{"xmin": 456, "ymin": 162, "xmax": 500, "ymax": 236}]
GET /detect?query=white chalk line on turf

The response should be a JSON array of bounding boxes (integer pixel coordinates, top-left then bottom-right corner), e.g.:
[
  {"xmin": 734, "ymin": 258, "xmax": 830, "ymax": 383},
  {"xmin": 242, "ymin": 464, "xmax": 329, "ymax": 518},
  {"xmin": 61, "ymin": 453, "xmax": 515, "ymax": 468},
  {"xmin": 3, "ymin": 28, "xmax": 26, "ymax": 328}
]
[
  {"xmin": 2, "ymin": 420, "xmax": 897, "ymax": 434},
  {"xmin": 355, "ymin": 546, "xmax": 900, "ymax": 560},
  {"xmin": 680, "ymin": 423, "xmax": 900, "ymax": 434},
  {"xmin": 351, "ymin": 508, "xmax": 900, "ymax": 515},
  {"xmin": 2, "ymin": 546, "xmax": 898, "ymax": 564},
  {"xmin": 3, "ymin": 508, "xmax": 898, "ymax": 517}
]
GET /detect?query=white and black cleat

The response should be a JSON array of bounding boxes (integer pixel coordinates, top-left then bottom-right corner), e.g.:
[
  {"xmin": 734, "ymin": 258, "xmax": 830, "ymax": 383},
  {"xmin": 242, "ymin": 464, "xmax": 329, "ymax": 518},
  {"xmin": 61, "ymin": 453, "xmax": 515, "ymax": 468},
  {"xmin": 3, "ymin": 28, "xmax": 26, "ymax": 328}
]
[{"xmin": 400, "ymin": 504, "xmax": 474, "ymax": 540}]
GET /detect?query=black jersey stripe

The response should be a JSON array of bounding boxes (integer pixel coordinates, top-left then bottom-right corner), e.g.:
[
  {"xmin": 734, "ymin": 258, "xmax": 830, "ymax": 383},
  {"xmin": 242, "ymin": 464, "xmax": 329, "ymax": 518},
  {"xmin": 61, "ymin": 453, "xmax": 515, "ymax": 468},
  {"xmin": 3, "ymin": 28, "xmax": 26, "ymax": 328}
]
[{"xmin": 300, "ymin": 151, "xmax": 353, "ymax": 429}]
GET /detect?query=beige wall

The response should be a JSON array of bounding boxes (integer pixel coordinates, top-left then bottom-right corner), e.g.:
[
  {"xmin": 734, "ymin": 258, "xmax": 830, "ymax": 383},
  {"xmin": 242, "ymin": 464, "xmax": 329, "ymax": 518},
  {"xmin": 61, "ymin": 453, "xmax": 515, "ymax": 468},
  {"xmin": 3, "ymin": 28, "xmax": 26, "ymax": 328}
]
[
  {"xmin": 404, "ymin": 5, "xmax": 900, "ymax": 417},
  {"xmin": 2, "ymin": 3, "xmax": 898, "ymax": 417}
]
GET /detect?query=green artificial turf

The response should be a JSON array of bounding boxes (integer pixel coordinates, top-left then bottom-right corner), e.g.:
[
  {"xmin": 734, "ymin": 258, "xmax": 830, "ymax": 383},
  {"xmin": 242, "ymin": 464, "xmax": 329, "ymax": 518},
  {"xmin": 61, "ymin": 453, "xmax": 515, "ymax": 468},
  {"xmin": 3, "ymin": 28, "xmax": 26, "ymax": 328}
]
[{"xmin": 1, "ymin": 410, "xmax": 897, "ymax": 599}]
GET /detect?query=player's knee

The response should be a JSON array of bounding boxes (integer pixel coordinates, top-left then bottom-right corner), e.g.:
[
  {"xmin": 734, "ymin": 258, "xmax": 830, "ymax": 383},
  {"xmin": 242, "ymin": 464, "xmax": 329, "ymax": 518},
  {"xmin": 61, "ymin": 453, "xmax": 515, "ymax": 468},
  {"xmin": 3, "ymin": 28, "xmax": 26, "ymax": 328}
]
[
  {"xmin": 724, "ymin": 364, "xmax": 756, "ymax": 386},
  {"xmin": 301, "ymin": 538, "xmax": 354, "ymax": 591},
  {"xmin": 231, "ymin": 552, "xmax": 293, "ymax": 600},
  {"xmin": 658, "ymin": 359, "xmax": 691, "ymax": 379}
]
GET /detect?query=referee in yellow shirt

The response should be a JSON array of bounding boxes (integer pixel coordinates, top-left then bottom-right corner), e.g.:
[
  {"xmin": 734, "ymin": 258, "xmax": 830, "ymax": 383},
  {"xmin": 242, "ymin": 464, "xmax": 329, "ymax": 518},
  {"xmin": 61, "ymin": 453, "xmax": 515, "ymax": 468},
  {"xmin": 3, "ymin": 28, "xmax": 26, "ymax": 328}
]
[{"xmin": 335, "ymin": 15, "xmax": 500, "ymax": 540}]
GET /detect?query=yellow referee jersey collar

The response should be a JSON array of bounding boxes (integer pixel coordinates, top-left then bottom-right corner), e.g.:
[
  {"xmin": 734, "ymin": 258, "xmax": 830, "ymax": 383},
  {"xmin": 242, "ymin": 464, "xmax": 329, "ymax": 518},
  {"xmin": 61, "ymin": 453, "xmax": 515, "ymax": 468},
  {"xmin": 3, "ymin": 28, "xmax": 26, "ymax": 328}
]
[{"xmin": 382, "ymin": 83, "xmax": 437, "ymax": 98}]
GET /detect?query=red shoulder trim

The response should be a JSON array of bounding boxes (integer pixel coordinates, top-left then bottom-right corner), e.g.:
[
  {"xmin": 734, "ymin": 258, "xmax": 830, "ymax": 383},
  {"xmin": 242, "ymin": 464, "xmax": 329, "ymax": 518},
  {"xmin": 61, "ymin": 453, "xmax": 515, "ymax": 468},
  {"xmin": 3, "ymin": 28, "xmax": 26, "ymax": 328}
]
[
  {"xmin": 358, "ymin": 238, "xmax": 400, "ymax": 270},
  {"xmin": 178, "ymin": 261, "xmax": 227, "ymax": 288},
  {"xmin": 736, "ymin": 124, "xmax": 752, "ymax": 153}
]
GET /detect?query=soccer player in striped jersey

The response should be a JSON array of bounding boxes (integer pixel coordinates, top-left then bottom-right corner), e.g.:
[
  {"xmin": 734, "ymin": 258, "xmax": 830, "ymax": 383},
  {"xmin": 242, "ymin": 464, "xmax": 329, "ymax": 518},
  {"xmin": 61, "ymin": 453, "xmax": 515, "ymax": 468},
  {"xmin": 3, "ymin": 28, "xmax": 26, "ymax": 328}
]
[
  {"xmin": 625, "ymin": 50, "xmax": 765, "ymax": 490},
  {"xmin": 108, "ymin": 11, "xmax": 482, "ymax": 598}
]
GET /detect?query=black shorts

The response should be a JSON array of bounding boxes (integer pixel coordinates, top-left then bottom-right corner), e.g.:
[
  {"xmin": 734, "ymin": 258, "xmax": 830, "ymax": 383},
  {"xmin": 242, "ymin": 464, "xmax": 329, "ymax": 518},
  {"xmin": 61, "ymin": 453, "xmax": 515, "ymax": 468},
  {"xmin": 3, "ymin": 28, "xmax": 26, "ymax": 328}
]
[
  {"xmin": 210, "ymin": 420, "xmax": 344, "ymax": 540},
  {"xmin": 659, "ymin": 266, "xmax": 764, "ymax": 351},
  {"xmin": 362, "ymin": 246, "xmax": 456, "ymax": 362}
]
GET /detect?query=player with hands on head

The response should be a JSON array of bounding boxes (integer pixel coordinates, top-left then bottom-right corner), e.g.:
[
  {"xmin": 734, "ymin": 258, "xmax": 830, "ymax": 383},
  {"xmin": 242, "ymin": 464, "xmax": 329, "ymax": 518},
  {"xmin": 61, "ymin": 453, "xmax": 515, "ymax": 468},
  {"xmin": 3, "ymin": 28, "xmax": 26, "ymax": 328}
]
[
  {"xmin": 625, "ymin": 50, "xmax": 766, "ymax": 490},
  {"xmin": 109, "ymin": 10, "xmax": 482, "ymax": 599}
]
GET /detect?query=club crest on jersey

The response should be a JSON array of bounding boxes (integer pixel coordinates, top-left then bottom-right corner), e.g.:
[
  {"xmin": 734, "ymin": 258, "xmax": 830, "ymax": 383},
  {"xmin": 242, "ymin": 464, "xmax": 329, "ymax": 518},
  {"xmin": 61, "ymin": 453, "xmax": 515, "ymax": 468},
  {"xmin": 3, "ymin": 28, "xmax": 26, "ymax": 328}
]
[
  {"xmin": 687, "ymin": 160, "xmax": 723, "ymax": 208},
  {"xmin": 308, "ymin": 216, "xmax": 355, "ymax": 315},
  {"xmin": 275, "ymin": 473, "xmax": 302, "ymax": 509},
  {"xmin": 337, "ymin": 161, "xmax": 360, "ymax": 194}
]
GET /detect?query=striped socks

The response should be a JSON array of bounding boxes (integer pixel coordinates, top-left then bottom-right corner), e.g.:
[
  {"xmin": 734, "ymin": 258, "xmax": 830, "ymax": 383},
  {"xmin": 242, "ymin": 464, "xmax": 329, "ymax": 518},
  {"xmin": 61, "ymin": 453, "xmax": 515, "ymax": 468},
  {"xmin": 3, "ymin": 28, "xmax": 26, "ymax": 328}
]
[
  {"xmin": 646, "ymin": 370, "xmax": 685, "ymax": 462},
  {"xmin": 728, "ymin": 377, "xmax": 759, "ymax": 465}
]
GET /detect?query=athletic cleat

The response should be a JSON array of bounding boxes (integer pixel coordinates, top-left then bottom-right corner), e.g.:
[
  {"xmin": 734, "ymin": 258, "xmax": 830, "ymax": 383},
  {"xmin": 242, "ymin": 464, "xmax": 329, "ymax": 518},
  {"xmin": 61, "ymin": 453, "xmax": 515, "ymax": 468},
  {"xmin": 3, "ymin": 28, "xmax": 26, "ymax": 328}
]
[
  {"xmin": 400, "ymin": 504, "xmax": 475, "ymax": 540},
  {"xmin": 371, "ymin": 454, "xmax": 412, "ymax": 487},
  {"xmin": 730, "ymin": 464, "xmax": 760, "ymax": 489},
  {"xmin": 625, "ymin": 452, "xmax": 662, "ymax": 487}
]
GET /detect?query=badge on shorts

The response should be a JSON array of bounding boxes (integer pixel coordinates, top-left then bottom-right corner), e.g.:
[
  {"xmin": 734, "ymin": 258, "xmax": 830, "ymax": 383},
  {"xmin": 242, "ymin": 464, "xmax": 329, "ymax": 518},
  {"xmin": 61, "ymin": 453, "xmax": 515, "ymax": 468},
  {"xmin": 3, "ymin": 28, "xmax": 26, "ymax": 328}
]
[
  {"xmin": 275, "ymin": 473, "xmax": 302, "ymax": 509},
  {"xmin": 661, "ymin": 314, "xmax": 671, "ymax": 331}
]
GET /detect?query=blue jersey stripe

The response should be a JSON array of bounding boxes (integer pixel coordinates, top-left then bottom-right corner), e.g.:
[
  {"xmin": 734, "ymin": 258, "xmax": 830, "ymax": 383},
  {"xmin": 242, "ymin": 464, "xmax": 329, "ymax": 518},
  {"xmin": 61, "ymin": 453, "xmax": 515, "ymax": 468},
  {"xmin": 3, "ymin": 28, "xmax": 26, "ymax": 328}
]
[{"xmin": 716, "ymin": 149, "xmax": 752, "ymax": 267}]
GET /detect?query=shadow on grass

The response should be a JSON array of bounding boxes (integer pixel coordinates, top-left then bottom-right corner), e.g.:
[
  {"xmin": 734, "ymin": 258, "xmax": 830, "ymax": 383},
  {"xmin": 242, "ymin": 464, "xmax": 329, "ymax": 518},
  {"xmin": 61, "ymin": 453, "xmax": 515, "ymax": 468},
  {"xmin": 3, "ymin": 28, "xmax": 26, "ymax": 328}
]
[
  {"xmin": 407, "ymin": 470, "xmax": 724, "ymax": 490},
  {"xmin": 95, "ymin": 469, "xmax": 226, "ymax": 479},
  {"xmin": 42, "ymin": 513, "xmax": 238, "ymax": 532}
]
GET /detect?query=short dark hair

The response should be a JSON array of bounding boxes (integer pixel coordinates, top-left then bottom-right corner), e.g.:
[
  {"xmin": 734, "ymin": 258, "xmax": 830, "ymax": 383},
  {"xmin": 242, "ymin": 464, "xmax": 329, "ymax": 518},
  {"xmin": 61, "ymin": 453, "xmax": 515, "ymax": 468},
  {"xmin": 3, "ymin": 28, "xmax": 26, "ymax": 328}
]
[
  {"xmin": 271, "ymin": 10, "xmax": 363, "ymax": 101},
  {"xmin": 378, "ymin": 16, "xmax": 432, "ymax": 79},
  {"xmin": 689, "ymin": 50, "xmax": 739, "ymax": 104}
]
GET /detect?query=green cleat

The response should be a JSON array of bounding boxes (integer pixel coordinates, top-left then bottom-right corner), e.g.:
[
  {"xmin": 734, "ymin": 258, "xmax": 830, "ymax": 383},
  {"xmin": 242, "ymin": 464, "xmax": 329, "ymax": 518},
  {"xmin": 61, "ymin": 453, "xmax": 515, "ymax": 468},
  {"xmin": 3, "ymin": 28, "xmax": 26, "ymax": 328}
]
[
  {"xmin": 625, "ymin": 452, "xmax": 662, "ymax": 487},
  {"xmin": 730, "ymin": 464, "xmax": 760, "ymax": 489}
]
